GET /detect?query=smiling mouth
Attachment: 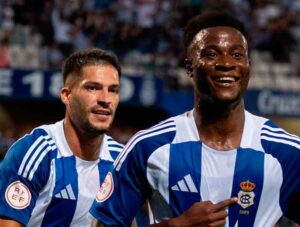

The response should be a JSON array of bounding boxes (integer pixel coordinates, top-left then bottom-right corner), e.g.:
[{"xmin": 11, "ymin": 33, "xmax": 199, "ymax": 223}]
[{"xmin": 213, "ymin": 76, "xmax": 240, "ymax": 84}]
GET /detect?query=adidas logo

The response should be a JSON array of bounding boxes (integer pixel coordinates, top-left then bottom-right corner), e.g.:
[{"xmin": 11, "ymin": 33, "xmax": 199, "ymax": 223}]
[
  {"xmin": 54, "ymin": 184, "xmax": 76, "ymax": 200},
  {"xmin": 171, "ymin": 174, "xmax": 198, "ymax": 193}
]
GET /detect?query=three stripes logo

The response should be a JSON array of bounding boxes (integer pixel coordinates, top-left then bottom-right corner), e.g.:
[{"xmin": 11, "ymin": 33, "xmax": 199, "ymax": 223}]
[
  {"xmin": 54, "ymin": 184, "xmax": 76, "ymax": 200},
  {"xmin": 18, "ymin": 135, "xmax": 57, "ymax": 181},
  {"xmin": 171, "ymin": 174, "xmax": 198, "ymax": 193}
]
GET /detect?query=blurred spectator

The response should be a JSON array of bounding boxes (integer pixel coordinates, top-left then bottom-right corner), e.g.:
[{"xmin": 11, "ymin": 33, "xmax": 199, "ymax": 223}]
[
  {"xmin": 0, "ymin": 36, "xmax": 10, "ymax": 68},
  {"xmin": 47, "ymin": 42, "xmax": 65, "ymax": 69},
  {"xmin": 51, "ymin": 7, "xmax": 73, "ymax": 57},
  {"xmin": 0, "ymin": 0, "xmax": 300, "ymax": 84},
  {"xmin": 256, "ymin": 16, "xmax": 297, "ymax": 62}
]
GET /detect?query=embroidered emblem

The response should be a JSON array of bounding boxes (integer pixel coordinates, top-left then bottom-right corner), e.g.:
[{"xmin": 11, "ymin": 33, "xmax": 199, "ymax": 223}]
[
  {"xmin": 5, "ymin": 181, "xmax": 31, "ymax": 209},
  {"xmin": 237, "ymin": 180, "xmax": 255, "ymax": 209},
  {"xmin": 96, "ymin": 172, "xmax": 114, "ymax": 203}
]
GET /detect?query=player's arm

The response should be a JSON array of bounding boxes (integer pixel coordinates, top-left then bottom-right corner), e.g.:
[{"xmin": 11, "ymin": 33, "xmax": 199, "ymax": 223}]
[
  {"xmin": 149, "ymin": 198, "xmax": 238, "ymax": 227},
  {"xmin": 0, "ymin": 129, "xmax": 52, "ymax": 225},
  {"xmin": 0, "ymin": 218, "xmax": 23, "ymax": 227}
]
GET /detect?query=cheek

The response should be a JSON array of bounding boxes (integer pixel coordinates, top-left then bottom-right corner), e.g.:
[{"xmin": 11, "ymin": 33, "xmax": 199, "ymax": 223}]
[
  {"xmin": 194, "ymin": 60, "xmax": 214, "ymax": 75},
  {"xmin": 112, "ymin": 96, "xmax": 120, "ymax": 109}
]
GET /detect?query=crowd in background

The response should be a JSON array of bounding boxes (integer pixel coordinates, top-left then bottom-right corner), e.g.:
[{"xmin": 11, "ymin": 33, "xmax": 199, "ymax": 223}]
[
  {"xmin": 1, "ymin": 0, "xmax": 300, "ymax": 86},
  {"xmin": 1, "ymin": 0, "xmax": 300, "ymax": 146}
]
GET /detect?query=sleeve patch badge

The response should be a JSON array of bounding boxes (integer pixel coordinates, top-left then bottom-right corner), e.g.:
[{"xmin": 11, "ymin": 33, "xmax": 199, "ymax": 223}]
[
  {"xmin": 5, "ymin": 181, "xmax": 31, "ymax": 209},
  {"xmin": 96, "ymin": 172, "xmax": 114, "ymax": 203}
]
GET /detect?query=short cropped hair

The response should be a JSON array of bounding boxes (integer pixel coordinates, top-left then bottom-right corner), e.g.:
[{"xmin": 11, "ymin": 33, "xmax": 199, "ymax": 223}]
[
  {"xmin": 62, "ymin": 48, "xmax": 121, "ymax": 84},
  {"xmin": 183, "ymin": 11, "xmax": 248, "ymax": 52}
]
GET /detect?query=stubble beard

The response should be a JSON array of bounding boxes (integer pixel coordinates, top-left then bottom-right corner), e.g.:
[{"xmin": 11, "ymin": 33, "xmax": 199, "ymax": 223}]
[{"xmin": 83, "ymin": 120, "xmax": 111, "ymax": 137}]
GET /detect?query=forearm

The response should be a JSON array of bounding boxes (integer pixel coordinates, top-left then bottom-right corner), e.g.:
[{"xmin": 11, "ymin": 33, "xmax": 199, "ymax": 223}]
[
  {"xmin": 0, "ymin": 218, "xmax": 23, "ymax": 227},
  {"xmin": 148, "ymin": 218, "xmax": 181, "ymax": 227}
]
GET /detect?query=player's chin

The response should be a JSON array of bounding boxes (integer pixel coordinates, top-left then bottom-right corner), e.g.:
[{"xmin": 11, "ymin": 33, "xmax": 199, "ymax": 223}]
[{"xmin": 93, "ymin": 121, "xmax": 112, "ymax": 132}]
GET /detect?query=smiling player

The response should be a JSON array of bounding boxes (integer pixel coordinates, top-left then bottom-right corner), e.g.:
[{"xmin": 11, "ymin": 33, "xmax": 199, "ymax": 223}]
[{"xmin": 90, "ymin": 12, "xmax": 300, "ymax": 227}]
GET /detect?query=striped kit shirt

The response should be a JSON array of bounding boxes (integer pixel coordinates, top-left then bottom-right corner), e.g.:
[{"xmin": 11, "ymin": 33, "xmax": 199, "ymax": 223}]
[
  {"xmin": 0, "ymin": 120, "xmax": 123, "ymax": 226},
  {"xmin": 90, "ymin": 109, "xmax": 300, "ymax": 227}
]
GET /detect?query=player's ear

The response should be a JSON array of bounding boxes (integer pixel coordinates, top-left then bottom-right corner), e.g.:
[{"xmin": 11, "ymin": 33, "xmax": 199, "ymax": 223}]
[
  {"xmin": 185, "ymin": 58, "xmax": 193, "ymax": 77},
  {"xmin": 60, "ymin": 86, "xmax": 71, "ymax": 105}
]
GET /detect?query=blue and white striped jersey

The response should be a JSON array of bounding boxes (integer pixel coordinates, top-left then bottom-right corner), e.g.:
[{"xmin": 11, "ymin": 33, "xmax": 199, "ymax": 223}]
[
  {"xmin": 90, "ymin": 109, "xmax": 300, "ymax": 227},
  {"xmin": 0, "ymin": 120, "xmax": 123, "ymax": 227}
]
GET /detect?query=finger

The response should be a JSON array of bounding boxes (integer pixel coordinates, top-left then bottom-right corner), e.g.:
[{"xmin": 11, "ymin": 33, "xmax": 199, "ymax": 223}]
[
  {"xmin": 209, "ymin": 219, "xmax": 227, "ymax": 227},
  {"xmin": 212, "ymin": 197, "xmax": 238, "ymax": 211},
  {"xmin": 207, "ymin": 210, "xmax": 228, "ymax": 222}
]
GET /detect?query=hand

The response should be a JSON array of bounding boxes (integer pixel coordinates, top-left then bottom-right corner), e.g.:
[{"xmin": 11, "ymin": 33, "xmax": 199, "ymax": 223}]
[{"xmin": 165, "ymin": 197, "xmax": 237, "ymax": 227}]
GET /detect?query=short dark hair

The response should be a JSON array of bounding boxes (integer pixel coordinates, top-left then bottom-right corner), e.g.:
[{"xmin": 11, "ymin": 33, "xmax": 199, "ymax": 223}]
[
  {"xmin": 62, "ymin": 48, "xmax": 122, "ymax": 84},
  {"xmin": 183, "ymin": 11, "xmax": 247, "ymax": 52}
]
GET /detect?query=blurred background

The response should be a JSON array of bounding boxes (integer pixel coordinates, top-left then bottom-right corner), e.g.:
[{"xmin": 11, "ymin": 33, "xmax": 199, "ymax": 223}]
[
  {"xmin": 0, "ymin": 0, "xmax": 300, "ymax": 226},
  {"xmin": 1, "ymin": 0, "xmax": 300, "ymax": 159},
  {"xmin": 1, "ymin": 0, "xmax": 300, "ymax": 155}
]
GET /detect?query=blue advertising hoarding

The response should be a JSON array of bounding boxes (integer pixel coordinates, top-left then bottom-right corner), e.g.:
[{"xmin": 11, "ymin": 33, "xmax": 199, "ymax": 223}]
[{"xmin": 0, "ymin": 69, "xmax": 299, "ymax": 117}]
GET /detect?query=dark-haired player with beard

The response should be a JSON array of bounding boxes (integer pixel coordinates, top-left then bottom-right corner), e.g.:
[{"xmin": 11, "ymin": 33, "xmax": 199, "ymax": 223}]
[
  {"xmin": 0, "ymin": 48, "xmax": 124, "ymax": 227},
  {"xmin": 90, "ymin": 11, "xmax": 300, "ymax": 227}
]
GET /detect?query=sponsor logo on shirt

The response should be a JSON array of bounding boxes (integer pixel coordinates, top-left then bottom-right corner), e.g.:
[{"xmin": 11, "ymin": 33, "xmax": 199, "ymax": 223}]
[
  {"xmin": 5, "ymin": 181, "xmax": 31, "ymax": 209},
  {"xmin": 96, "ymin": 172, "xmax": 114, "ymax": 203},
  {"xmin": 238, "ymin": 180, "xmax": 255, "ymax": 209}
]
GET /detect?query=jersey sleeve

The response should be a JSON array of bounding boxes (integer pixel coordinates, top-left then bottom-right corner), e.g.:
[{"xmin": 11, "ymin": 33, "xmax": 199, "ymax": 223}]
[
  {"xmin": 261, "ymin": 121, "xmax": 300, "ymax": 224},
  {"xmin": 0, "ymin": 128, "xmax": 55, "ymax": 225},
  {"xmin": 90, "ymin": 141, "xmax": 151, "ymax": 227}
]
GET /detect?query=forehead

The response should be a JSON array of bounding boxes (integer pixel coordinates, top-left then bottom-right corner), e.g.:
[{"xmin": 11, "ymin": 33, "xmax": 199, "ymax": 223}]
[
  {"xmin": 81, "ymin": 64, "xmax": 120, "ymax": 83},
  {"xmin": 188, "ymin": 26, "xmax": 247, "ymax": 52}
]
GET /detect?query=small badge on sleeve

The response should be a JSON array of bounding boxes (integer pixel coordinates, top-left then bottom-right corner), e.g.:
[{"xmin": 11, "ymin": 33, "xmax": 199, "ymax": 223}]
[
  {"xmin": 5, "ymin": 181, "xmax": 31, "ymax": 209},
  {"xmin": 96, "ymin": 172, "xmax": 114, "ymax": 203}
]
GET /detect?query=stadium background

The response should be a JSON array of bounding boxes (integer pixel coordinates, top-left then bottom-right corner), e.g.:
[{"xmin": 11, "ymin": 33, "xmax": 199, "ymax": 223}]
[{"xmin": 0, "ymin": 0, "xmax": 300, "ymax": 225}]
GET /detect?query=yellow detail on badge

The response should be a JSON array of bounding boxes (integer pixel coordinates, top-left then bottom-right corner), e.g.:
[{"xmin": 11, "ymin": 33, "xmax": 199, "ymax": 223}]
[
  {"xmin": 96, "ymin": 172, "xmax": 114, "ymax": 203},
  {"xmin": 240, "ymin": 180, "xmax": 255, "ymax": 191},
  {"xmin": 237, "ymin": 180, "xmax": 255, "ymax": 209}
]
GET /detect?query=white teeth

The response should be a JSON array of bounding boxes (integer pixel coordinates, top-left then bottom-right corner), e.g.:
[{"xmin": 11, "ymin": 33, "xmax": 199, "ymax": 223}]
[{"xmin": 218, "ymin": 77, "xmax": 235, "ymax": 82}]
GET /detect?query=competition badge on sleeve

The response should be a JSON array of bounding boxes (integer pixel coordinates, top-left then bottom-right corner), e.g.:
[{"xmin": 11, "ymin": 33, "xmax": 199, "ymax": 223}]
[
  {"xmin": 96, "ymin": 172, "xmax": 114, "ymax": 203},
  {"xmin": 238, "ymin": 180, "xmax": 255, "ymax": 209},
  {"xmin": 5, "ymin": 181, "xmax": 31, "ymax": 209}
]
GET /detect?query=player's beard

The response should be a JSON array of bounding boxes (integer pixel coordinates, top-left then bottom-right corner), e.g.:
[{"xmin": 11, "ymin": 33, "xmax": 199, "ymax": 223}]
[
  {"xmin": 83, "ymin": 121, "xmax": 109, "ymax": 136},
  {"xmin": 70, "ymin": 110, "xmax": 112, "ymax": 137}
]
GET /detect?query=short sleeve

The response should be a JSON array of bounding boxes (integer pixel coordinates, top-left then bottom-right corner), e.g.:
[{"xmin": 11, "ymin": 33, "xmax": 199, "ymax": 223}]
[{"xmin": 0, "ymin": 129, "xmax": 54, "ymax": 225}]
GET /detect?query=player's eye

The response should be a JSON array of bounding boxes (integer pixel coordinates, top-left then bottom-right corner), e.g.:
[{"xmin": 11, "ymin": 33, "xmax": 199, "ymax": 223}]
[
  {"xmin": 85, "ymin": 84, "xmax": 100, "ymax": 91},
  {"xmin": 109, "ymin": 86, "xmax": 120, "ymax": 94}
]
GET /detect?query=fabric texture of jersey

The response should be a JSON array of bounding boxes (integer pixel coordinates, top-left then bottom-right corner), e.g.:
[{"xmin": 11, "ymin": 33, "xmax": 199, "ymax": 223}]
[
  {"xmin": 90, "ymin": 109, "xmax": 300, "ymax": 227},
  {"xmin": 0, "ymin": 120, "xmax": 123, "ymax": 227}
]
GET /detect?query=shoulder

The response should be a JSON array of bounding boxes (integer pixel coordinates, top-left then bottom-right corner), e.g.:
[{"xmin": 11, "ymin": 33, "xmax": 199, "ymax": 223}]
[
  {"xmin": 127, "ymin": 116, "xmax": 177, "ymax": 151},
  {"xmin": 244, "ymin": 111, "xmax": 300, "ymax": 161},
  {"xmin": 260, "ymin": 119, "xmax": 300, "ymax": 153},
  {"xmin": 1, "ymin": 123, "xmax": 58, "ymax": 181},
  {"xmin": 113, "ymin": 114, "xmax": 180, "ymax": 171},
  {"xmin": 105, "ymin": 135, "xmax": 124, "ymax": 161}
]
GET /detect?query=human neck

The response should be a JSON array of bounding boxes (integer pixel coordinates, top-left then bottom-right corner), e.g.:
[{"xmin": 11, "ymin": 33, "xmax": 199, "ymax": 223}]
[
  {"xmin": 63, "ymin": 118, "xmax": 104, "ymax": 161},
  {"xmin": 194, "ymin": 101, "xmax": 245, "ymax": 151}
]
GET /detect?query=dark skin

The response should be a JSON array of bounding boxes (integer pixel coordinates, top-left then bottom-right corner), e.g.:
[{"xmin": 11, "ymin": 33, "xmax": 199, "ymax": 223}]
[
  {"xmin": 93, "ymin": 26, "xmax": 249, "ymax": 227},
  {"xmin": 187, "ymin": 26, "xmax": 250, "ymax": 151}
]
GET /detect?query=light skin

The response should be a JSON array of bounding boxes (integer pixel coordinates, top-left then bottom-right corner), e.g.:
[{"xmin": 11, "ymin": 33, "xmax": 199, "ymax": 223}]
[
  {"xmin": 0, "ymin": 64, "xmax": 120, "ymax": 226},
  {"xmin": 62, "ymin": 64, "xmax": 120, "ymax": 161},
  {"xmin": 93, "ymin": 27, "xmax": 247, "ymax": 227}
]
